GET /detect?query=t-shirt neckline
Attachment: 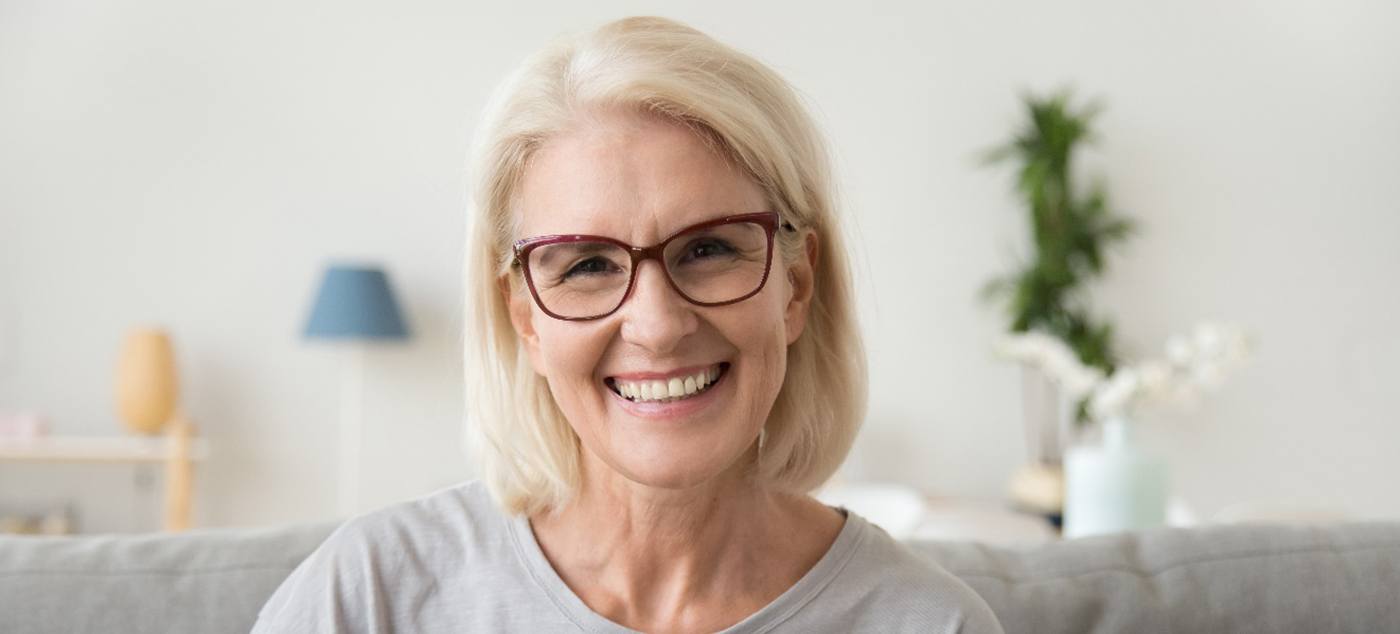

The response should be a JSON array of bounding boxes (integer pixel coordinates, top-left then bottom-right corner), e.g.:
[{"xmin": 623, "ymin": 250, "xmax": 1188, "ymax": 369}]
[{"xmin": 506, "ymin": 504, "xmax": 868, "ymax": 634}]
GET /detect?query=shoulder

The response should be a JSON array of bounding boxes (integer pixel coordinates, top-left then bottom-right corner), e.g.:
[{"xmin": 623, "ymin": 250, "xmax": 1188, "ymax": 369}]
[
  {"xmin": 253, "ymin": 481, "xmax": 517, "ymax": 633},
  {"xmin": 290, "ymin": 480, "xmax": 509, "ymax": 575},
  {"xmin": 826, "ymin": 513, "xmax": 1005, "ymax": 633},
  {"xmin": 326, "ymin": 480, "xmax": 505, "ymax": 551}
]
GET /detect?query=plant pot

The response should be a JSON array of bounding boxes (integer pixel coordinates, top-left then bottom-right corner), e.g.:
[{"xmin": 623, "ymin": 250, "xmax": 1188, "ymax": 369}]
[
  {"xmin": 1007, "ymin": 365, "xmax": 1074, "ymax": 524},
  {"xmin": 1063, "ymin": 417, "xmax": 1167, "ymax": 538}
]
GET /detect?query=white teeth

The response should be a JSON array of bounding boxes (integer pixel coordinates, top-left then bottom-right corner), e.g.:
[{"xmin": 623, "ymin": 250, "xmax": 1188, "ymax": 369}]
[{"xmin": 612, "ymin": 364, "xmax": 724, "ymax": 403}]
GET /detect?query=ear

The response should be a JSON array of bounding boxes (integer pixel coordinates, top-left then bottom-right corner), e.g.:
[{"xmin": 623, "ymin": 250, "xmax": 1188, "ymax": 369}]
[
  {"xmin": 783, "ymin": 230, "xmax": 819, "ymax": 346},
  {"xmin": 502, "ymin": 274, "xmax": 548, "ymax": 376}
]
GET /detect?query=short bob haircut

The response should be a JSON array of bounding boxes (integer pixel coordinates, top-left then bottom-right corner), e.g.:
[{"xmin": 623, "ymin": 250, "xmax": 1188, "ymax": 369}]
[{"xmin": 464, "ymin": 16, "xmax": 866, "ymax": 516}]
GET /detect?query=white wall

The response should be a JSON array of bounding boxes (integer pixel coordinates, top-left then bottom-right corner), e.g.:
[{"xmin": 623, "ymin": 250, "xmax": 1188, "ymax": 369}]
[{"xmin": 2, "ymin": 0, "xmax": 1396, "ymax": 532}]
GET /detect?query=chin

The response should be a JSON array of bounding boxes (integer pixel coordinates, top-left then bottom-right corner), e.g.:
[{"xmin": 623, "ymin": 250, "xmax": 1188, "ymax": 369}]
[{"xmin": 600, "ymin": 444, "xmax": 750, "ymax": 491}]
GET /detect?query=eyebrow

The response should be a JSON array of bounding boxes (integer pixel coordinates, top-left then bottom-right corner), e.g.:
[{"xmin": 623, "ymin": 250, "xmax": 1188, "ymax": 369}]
[
  {"xmin": 531, "ymin": 241, "xmax": 617, "ymax": 269},
  {"xmin": 519, "ymin": 209, "xmax": 786, "ymax": 249}
]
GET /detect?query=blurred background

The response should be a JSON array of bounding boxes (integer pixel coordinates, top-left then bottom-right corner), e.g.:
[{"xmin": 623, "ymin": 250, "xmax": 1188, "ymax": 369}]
[{"xmin": 1, "ymin": 0, "xmax": 1396, "ymax": 535}]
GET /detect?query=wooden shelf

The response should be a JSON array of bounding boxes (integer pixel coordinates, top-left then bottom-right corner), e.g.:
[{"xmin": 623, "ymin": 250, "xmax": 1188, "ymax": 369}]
[
  {"xmin": 0, "ymin": 436, "xmax": 209, "ymax": 463},
  {"xmin": 0, "ymin": 418, "xmax": 205, "ymax": 532}
]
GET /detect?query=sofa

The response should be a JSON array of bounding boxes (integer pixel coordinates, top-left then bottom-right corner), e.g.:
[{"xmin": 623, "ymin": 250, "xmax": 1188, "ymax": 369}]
[{"xmin": 2, "ymin": 520, "xmax": 1398, "ymax": 633}]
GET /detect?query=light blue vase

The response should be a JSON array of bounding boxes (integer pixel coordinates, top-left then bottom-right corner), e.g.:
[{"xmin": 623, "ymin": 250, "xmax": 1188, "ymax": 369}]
[{"xmin": 1063, "ymin": 417, "xmax": 1168, "ymax": 538}]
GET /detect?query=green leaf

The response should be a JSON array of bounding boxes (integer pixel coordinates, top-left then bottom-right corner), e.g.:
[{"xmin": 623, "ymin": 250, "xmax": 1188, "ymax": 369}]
[{"xmin": 978, "ymin": 88, "xmax": 1135, "ymax": 379}]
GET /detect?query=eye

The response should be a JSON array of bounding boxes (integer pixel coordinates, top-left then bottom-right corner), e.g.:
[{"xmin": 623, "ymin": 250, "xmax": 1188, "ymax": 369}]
[
  {"xmin": 562, "ymin": 256, "xmax": 619, "ymax": 279},
  {"xmin": 683, "ymin": 238, "xmax": 736, "ymax": 261}
]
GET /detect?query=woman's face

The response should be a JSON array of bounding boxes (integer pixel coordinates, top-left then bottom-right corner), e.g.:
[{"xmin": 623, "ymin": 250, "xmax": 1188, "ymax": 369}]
[{"xmin": 507, "ymin": 110, "xmax": 816, "ymax": 492}]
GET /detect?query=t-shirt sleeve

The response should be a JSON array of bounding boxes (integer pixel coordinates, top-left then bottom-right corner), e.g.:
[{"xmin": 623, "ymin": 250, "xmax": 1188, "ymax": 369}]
[
  {"xmin": 250, "ymin": 518, "xmax": 397, "ymax": 634},
  {"xmin": 849, "ymin": 528, "xmax": 1007, "ymax": 634},
  {"xmin": 952, "ymin": 582, "xmax": 1004, "ymax": 634},
  {"xmin": 892, "ymin": 558, "xmax": 1006, "ymax": 634}
]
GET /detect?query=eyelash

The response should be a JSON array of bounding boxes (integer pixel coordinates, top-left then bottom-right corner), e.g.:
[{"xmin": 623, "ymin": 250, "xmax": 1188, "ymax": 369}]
[
  {"xmin": 682, "ymin": 239, "xmax": 734, "ymax": 261},
  {"xmin": 561, "ymin": 257, "xmax": 620, "ymax": 280}
]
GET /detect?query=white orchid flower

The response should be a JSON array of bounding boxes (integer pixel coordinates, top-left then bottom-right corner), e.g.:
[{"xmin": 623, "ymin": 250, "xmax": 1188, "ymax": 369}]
[
  {"xmin": 997, "ymin": 321, "xmax": 1250, "ymax": 426},
  {"xmin": 1193, "ymin": 323, "xmax": 1226, "ymax": 359},
  {"xmin": 1135, "ymin": 360, "xmax": 1173, "ymax": 403},
  {"xmin": 997, "ymin": 331, "xmax": 1104, "ymax": 398},
  {"xmin": 1165, "ymin": 335, "xmax": 1194, "ymax": 366},
  {"xmin": 1089, "ymin": 368, "xmax": 1140, "ymax": 420}
]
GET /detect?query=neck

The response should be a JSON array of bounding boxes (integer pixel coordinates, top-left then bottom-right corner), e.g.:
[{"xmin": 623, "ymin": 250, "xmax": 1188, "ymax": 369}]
[{"xmin": 528, "ymin": 455, "xmax": 843, "ymax": 632}]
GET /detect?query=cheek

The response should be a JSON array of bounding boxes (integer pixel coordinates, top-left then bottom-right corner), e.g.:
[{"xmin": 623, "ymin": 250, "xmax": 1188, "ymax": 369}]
[
  {"xmin": 730, "ymin": 288, "xmax": 793, "ymax": 402},
  {"xmin": 759, "ymin": 275, "xmax": 797, "ymax": 348},
  {"xmin": 533, "ymin": 319, "xmax": 610, "ymax": 407}
]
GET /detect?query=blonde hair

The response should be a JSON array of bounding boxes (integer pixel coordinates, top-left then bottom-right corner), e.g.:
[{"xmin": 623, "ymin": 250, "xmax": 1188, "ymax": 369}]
[{"xmin": 463, "ymin": 16, "xmax": 865, "ymax": 515}]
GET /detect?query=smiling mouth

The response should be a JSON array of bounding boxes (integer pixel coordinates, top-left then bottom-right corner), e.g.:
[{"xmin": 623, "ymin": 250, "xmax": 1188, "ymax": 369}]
[{"xmin": 605, "ymin": 363, "xmax": 730, "ymax": 404}]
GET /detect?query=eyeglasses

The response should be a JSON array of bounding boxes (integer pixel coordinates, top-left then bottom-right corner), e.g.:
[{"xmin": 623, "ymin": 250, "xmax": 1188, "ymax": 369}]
[{"xmin": 512, "ymin": 211, "xmax": 790, "ymax": 321}]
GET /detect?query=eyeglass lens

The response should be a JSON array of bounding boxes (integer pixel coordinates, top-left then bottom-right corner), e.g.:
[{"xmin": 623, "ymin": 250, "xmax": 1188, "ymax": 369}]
[{"xmin": 526, "ymin": 220, "xmax": 770, "ymax": 319}]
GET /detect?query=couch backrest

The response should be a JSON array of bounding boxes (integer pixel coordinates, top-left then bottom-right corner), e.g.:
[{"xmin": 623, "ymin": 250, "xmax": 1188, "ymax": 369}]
[
  {"xmin": 911, "ymin": 522, "xmax": 1400, "ymax": 634},
  {"xmin": 4, "ymin": 520, "xmax": 1399, "ymax": 633},
  {"xmin": 0, "ymin": 521, "xmax": 337, "ymax": 634}
]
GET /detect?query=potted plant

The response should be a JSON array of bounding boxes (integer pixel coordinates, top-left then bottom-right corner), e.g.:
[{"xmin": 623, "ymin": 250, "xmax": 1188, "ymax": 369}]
[{"xmin": 982, "ymin": 89, "xmax": 1136, "ymax": 521}]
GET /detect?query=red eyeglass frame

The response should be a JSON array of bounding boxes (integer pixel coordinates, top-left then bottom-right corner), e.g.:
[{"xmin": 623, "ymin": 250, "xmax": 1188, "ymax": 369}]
[{"xmin": 511, "ymin": 211, "xmax": 790, "ymax": 321}]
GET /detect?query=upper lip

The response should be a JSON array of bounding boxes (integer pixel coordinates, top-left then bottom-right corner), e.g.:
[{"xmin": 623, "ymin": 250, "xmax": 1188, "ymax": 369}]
[{"xmin": 606, "ymin": 363, "xmax": 725, "ymax": 381}]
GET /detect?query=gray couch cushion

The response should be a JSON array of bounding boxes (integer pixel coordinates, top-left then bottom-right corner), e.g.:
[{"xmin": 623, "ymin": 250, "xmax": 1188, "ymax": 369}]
[
  {"xmin": 0, "ymin": 522, "xmax": 337, "ymax": 634},
  {"xmin": 911, "ymin": 522, "xmax": 1400, "ymax": 634}
]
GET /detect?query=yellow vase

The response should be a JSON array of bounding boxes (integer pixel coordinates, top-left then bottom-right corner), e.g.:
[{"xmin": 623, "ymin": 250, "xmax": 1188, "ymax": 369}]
[{"xmin": 115, "ymin": 328, "xmax": 179, "ymax": 435}]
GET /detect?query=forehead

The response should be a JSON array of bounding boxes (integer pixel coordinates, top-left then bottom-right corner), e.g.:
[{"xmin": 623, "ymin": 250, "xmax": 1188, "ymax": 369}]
[{"xmin": 513, "ymin": 111, "xmax": 767, "ymax": 243}]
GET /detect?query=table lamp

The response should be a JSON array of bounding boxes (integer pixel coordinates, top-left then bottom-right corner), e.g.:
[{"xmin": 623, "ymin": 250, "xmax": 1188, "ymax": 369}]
[{"xmin": 302, "ymin": 264, "xmax": 410, "ymax": 517}]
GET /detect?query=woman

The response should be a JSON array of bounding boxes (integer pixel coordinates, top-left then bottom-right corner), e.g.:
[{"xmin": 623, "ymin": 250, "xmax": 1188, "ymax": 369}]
[{"xmin": 255, "ymin": 16, "xmax": 1002, "ymax": 634}]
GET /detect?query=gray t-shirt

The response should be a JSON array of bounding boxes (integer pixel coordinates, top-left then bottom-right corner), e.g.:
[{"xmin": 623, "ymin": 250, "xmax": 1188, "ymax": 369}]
[{"xmin": 252, "ymin": 481, "xmax": 1003, "ymax": 633}]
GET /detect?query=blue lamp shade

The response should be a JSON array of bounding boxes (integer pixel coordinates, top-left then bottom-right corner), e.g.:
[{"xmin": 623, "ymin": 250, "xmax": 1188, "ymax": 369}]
[{"xmin": 303, "ymin": 265, "xmax": 410, "ymax": 340}]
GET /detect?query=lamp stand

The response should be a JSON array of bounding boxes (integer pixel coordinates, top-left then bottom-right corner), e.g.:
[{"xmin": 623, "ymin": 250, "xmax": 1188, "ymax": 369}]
[{"xmin": 338, "ymin": 343, "xmax": 364, "ymax": 518}]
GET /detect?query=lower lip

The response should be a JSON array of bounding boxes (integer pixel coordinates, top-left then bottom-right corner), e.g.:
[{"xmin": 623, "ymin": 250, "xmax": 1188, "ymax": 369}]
[{"xmin": 608, "ymin": 367, "xmax": 728, "ymax": 420}]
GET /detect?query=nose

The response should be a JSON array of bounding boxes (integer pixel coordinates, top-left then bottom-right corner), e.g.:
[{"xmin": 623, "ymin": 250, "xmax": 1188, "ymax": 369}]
[{"xmin": 617, "ymin": 260, "xmax": 698, "ymax": 354}]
